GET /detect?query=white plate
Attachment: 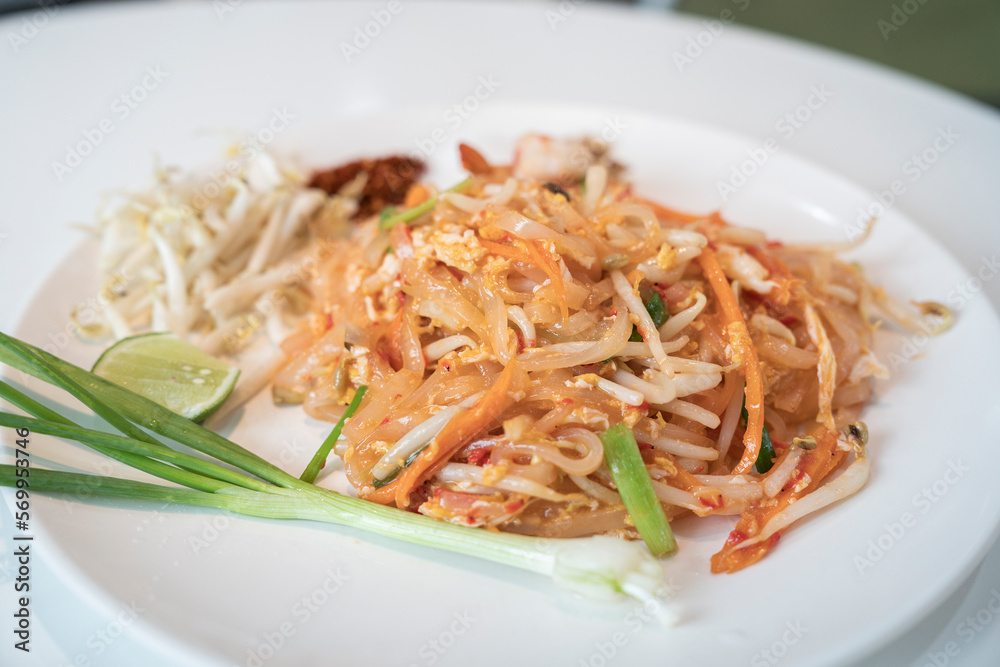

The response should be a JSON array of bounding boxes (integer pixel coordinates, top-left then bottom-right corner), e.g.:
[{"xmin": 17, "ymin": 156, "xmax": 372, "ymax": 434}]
[{"xmin": 3, "ymin": 3, "xmax": 1000, "ymax": 666}]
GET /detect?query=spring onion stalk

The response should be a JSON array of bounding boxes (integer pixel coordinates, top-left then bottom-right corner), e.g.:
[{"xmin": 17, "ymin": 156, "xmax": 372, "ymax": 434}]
[
  {"xmin": 600, "ymin": 424, "xmax": 677, "ymax": 557},
  {"xmin": 0, "ymin": 332, "xmax": 668, "ymax": 605},
  {"xmin": 300, "ymin": 385, "xmax": 367, "ymax": 484},
  {"xmin": 379, "ymin": 177, "xmax": 473, "ymax": 231}
]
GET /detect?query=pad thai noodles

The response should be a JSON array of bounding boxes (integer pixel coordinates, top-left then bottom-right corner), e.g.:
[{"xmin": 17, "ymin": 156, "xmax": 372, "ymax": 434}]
[{"xmin": 266, "ymin": 135, "xmax": 950, "ymax": 574}]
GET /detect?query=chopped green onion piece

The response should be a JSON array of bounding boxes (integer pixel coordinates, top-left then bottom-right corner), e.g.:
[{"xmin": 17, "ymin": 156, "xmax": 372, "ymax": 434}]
[
  {"xmin": 300, "ymin": 385, "xmax": 367, "ymax": 484},
  {"xmin": 756, "ymin": 425, "xmax": 776, "ymax": 473},
  {"xmin": 599, "ymin": 424, "xmax": 676, "ymax": 557},
  {"xmin": 379, "ymin": 206, "xmax": 397, "ymax": 224},
  {"xmin": 740, "ymin": 388, "xmax": 775, "ymax": 474},
  {"xmin": 629, "ymin": 292, "xmax": 670, "ymax": 342},
  {"xmin": 378, "ymin": 177, "xmax": 473, "ymax": 231},
  {"xmin": 371, "ymin": 443, "xmax": 427, "ymax": 488},
  {"xmin": 645, "ymin": 292, "xmax": 668, "ymax": 328}
]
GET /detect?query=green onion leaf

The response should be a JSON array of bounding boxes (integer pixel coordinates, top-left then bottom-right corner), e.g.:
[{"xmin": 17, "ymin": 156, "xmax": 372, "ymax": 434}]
[
  {"xmin": 629, "ymin": 292, "xmax": 669, "ymax": 342},
  {"xmin": 371, "ymin": 443, "xmax": 427, "ymax": 489},
  {"xmin": 300, "ymin": 385, "xmax": 367, "ymax": 484},
  {"xmin": 645, "ymin": 292, "xmax": 669, "ymax": 328},
  {"xmin": 740, "ymin": 387, "xmax": 775, "ymax": 474},
  {"xmin": 755, "ymin": 425, "xmax": 776, "ymax": 474},
  {"xmin": 379, "ymin": 177, "xmax": 473, "ymax": 231},
  {"xmin": 599, "ymin": 424, "xmax": 676, "ymax": 557},
  {"xmin": 379, "ymin": 206, "xmax": 397, "ymax": 224}
]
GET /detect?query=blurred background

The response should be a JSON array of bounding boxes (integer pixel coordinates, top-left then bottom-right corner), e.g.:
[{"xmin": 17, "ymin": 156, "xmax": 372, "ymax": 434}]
[{"xmin": 2, "ymin": 0, "xmax": 998, "ymax": 107}]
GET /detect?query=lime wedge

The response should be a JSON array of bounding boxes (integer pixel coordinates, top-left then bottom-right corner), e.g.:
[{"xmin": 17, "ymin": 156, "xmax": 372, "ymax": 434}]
[{"xmin": 92, "ymin": 333, "xmax": 240, "ymax": 422}]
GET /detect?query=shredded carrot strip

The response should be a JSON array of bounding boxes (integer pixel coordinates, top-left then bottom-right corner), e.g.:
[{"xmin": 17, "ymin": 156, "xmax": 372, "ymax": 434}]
[
  {"xmin": 710, "ymin": 426, "xmax": 845, "ymax": 573},
  {"xmin": 479, "ymin": 239, "xmax": 531, "ymax": 263},
  {"xmin": 480, "ymin": 238, "xmax": 566, "ymax": 319},
  {"xmin": 393, "ymin": 360, "xmax": 519, "ymax": 507},
  {"xmin": 403, "ymin": 183, "xmax": 430, "ymax": 208},
  {"xmin": 383, "ymin": 360, "xmax": 520, "ymax": 508},
  {"xmin": 648, "ymin": 450, "xmax": 706, "ymax": 493},
  {"xmin": 696, "ymin": 247, "xmax": 764, "ymax": 474},
  {"xmin": 524, "ymin": 239, "xmax": 569, "ymax": 322}
]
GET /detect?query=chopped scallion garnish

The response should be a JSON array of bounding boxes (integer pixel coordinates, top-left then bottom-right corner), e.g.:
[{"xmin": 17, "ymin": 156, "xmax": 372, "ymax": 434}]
[
  {"xmin": 756, "ymin": 425, "xmax": 776, "ymax": 473},
  {"xmin": 379, "ymin": 177, "xmax": 473, "ymax": 230},
  {"xmin": 630, "ymin": 292, "xmax": 669, "ymax": 342},
  {"xmin": 371, "ymin": 443, "xmax": 426, "ymax": 489},
  {"xmin": 741, "ymin": 389, "xmax": 775, "ymax": 473}
]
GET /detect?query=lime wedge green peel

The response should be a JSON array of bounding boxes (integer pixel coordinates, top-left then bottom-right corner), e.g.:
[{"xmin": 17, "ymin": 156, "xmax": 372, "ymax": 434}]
[{"xmin": 92, "ymin": 333, "xmax": 239, "ymax": 422}]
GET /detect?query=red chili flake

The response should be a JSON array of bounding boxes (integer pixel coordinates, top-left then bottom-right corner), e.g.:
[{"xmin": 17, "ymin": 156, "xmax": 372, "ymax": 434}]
[
  {"xmin": 514, "ymin": 329, "xmax": 525, "ymax": 353},
  {"xmin": 638, "ymin": 401, "xmax": 651, "ymax": 411},
  {"xmin": 325, "ymin": 313, "xmax": 334, "ymax": 330},
  {"xmin": 504, "ymin": 500, "xmax": 525, "ymax": 513},
  {"xmin": 725, "ymin": 529, "xmax": 748, "ymax": 547},
  {"xmin": 394, "ymin": 393, "xmax": 402, "ymax": 400},
  {"xmin": 783, "ymin": 468, "xmax": 806, "ymax": 492},
  {"xmin": 558, "ymin": 398, "xmax": 575, "ymax": 406},
  {"xmin": 609, "ymin": 307, "xmax": 618, "ymax": 316},
  {"xmin": 698, "ymin": 494, "xmax": 724, "ymax": 510},
  {"xmin": 433, "ymin": 488, "xmax": 445, "ymax": 498},
  {"xmin": 380, "ymin": 417, "xmax": 390, "ymax": 426},
  {"xmin": 767, "ymin": 532, "xmax": 781, "ymax": 547},
  {"xmin": 771, "ymin": 438, "xmax": 789, "ymax": 453},
  {"xmin": 395, "ymin": 291, "xmax": 406, "ymax": 306},
  {"xmin": 766, "ymin": 240, "xmax": 784, "ymax": 248},
  {"xmin": 779, "ymin": 316, "xmax": 798, "ymax": 327},
  {"xmin": 466, "ymin": 516, "xmax": 477, "ymax": 525},
  {"xmin": 465, "ymin": 448, "xmax": 491, "ymax": 466},
  {"xmin": 637, "ymin": 441, "xmax": 653, "ymax": 451}
]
